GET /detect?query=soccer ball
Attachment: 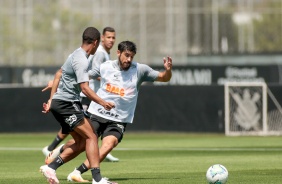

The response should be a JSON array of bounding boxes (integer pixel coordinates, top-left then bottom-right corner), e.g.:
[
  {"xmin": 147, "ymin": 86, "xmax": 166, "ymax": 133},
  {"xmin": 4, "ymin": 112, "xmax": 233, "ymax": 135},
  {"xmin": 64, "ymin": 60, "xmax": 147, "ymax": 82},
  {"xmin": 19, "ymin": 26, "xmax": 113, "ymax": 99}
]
[{"xmin": 206, "ymin": 164, "xmax": 228, "ymax": 184}]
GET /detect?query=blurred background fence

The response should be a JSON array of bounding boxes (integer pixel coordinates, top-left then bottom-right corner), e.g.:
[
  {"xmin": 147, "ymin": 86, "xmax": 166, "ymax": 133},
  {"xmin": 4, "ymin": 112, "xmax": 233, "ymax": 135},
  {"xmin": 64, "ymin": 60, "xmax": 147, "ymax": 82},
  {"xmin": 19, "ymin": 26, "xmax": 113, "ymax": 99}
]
[{"xmin": 1, "ymin": 0, "xmax": 282, "ymax": 66}]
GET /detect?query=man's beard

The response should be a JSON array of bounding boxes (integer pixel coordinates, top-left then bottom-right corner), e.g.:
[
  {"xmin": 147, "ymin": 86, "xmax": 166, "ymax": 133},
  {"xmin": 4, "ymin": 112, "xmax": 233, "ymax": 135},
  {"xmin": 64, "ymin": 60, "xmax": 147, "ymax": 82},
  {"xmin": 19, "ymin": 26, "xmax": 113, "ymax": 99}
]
[{"xmin": 118, "ymin": 56, "xmax": 131, "ymax": 70}]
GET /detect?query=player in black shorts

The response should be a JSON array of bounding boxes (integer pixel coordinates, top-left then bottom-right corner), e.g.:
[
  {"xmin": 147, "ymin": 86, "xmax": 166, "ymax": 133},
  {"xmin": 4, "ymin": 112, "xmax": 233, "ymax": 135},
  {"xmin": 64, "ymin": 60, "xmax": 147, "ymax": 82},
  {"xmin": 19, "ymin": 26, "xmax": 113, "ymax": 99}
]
[{"xmin": 39, "ymin": 27, "xmax": 115, "ymax": 184}]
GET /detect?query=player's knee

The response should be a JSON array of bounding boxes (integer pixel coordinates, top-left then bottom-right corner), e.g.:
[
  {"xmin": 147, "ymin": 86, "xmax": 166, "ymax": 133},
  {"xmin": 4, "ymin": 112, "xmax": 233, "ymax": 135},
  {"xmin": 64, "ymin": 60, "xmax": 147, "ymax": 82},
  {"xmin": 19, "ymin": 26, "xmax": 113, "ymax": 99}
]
[
  {"xmin": 78, "ymin": 142, "xmax": 86, "ymax": 152},
  {"xmin": 101, "ymin": 144, "xmax": 114, "ymax": 153},
  {"xmin": 101, "ymin": 140, "xmax": 117, "ymax": 150}
]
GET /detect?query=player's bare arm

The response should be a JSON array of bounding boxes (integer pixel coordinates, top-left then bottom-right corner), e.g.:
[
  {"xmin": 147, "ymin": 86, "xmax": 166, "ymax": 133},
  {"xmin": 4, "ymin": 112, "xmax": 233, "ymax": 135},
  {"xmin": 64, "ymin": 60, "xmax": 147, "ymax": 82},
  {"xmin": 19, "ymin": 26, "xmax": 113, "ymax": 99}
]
[
  {"xmin": 42, "ymin": 69, "xmax": 62, "ymax": 113},
  {"xmin": 80, "ymin": 82, "xmax": 115, "ymax": 111},
  {"xmin": 42, "ymin": 80, "xmax": 54, "ymax": 92},
  {"xmin": 156, "ymin": 56, "xmax": 172, "ymax": 82}
]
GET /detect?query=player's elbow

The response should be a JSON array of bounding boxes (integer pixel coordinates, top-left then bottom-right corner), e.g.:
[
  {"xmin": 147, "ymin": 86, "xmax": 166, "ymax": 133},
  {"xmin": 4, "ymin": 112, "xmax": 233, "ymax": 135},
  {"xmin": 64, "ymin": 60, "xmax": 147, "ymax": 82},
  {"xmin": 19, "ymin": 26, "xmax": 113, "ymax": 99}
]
[
  {"xmin": 163, "ymin": 77, "xmax": 171, "ymax": 82},
  {"xmin": 80, "ymin": 83, "xmax": 90, "ymax": 96},
  {"xmin": 158, "ymin": 73, "xmax": 172, "ymax": 82},
  {"xmin": 81, "ymin": 88, "xmax": 88, "ymax": 96}
]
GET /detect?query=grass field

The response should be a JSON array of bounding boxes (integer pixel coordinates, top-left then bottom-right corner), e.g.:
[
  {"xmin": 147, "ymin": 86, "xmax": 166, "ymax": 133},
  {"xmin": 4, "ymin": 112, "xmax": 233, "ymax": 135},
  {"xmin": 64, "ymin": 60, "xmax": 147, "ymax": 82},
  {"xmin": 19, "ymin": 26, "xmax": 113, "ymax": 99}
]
[{"xmin": 0, "ymin": 132, "xmax": 282, "ymax": 184}]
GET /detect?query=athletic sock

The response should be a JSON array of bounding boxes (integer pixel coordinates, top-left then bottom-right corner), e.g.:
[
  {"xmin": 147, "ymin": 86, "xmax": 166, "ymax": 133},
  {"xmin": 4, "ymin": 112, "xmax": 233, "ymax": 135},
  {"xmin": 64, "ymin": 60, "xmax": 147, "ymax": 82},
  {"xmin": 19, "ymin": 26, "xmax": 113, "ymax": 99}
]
[
  {"xmin": 47, "ymin": 135, "xmax": 63, "ymax": 151},
  {"xmin": 91, "ymin": 167, "xmax": 102, "ymax": 182},
  {"xmin": 48, "ymin": 156, "xmax": 64, "ymax": 170},
  {"xmin": 59, "ymin": 145, "xmax": 64, "ymax": 153},
  {"xmin": 77, "ymin": 163, "xmax": 89, "ymax": 174}
]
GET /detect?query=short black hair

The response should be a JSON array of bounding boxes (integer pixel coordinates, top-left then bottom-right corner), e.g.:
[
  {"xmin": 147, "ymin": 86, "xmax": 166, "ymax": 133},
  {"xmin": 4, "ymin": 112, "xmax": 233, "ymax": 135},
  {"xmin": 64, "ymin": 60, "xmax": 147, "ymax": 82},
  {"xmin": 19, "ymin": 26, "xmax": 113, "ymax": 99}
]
[
  {"xmin": 118, "ymin": 41, "xmax": 137, "ymax": 54},
  {"xmin": 82, "ymin": 27, "xmax": 100, "ymax": 44},
  {"xmin": 103, "ymin": 27, "xmax": 115, "ymax": 35}
]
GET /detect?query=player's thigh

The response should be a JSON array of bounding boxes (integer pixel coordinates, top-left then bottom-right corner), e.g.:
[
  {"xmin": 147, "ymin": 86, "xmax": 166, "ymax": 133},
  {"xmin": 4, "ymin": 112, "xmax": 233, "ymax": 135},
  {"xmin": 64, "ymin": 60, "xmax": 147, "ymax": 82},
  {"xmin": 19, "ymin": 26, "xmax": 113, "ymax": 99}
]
[
  {"xmin": 74, "ymin": 117, "xmax": 96, "ymax": 140},
  {"xmin": 102, "ymin": 123, "xmax": 127, "ymax": 144},
  {"xmin": 69, "ymin": 131, "xmax": 86, "ymax": 151}
]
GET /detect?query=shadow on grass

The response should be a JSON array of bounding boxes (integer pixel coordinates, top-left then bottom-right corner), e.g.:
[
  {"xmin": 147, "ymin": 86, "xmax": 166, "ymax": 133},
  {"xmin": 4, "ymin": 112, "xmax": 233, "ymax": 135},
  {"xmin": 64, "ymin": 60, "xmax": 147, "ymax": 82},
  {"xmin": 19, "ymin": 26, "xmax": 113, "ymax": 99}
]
[
  {"xmin": 58, "ymin": 177, "xmax": 182, "ymax": 183},
  {"xmin": 110, "ymin": 177, "xmax": 182, "ymax": 181}
]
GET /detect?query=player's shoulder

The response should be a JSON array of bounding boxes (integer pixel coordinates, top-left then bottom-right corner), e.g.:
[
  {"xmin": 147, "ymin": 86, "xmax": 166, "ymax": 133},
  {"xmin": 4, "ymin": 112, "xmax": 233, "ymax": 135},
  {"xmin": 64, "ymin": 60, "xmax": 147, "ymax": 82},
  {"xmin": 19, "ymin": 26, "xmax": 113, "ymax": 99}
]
[
  {"xmin": 104, "ymin": 59, "xmax": 113, "ymax": 64},
  {"xmin": 135, "ymin": 62, "xmax": 151, "ymax": 70},
  {"xmin": 96, "ymin": 45, "xmax": 107, "ymax": 54},
  {"xmin": 73, "ymin": 47, "xmax": 86, "ymax": 55},
  {"xmin": 100, "ymin": 59, "xmax": 114, "ymax": 68},
  {"xmin": 97, "ymin": 44, "xmax": 104, "ymax": 51},
  {"xmin": 94, "ymin": 48, "xmax": 108, "ymax": 61},
  {"xmin": 94, "ymin": 50, "xmax": 106, "ymax": 58},
  {"xmin": 73, "ymin": 48, "xmax": 88, "ymax": 60}
]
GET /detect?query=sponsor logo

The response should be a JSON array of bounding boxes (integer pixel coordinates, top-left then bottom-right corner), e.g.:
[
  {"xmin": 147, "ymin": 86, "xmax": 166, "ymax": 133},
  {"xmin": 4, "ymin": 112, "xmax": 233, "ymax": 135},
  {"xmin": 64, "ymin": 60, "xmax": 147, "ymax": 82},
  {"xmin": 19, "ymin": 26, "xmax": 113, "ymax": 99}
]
[
  {"xmin": 22, "ymin": 69, "xmax": 54, "ymax": 86},
  {"xmin": 106, "ymin": 83, "xmax": 125, "ymax": 96},
  {"xmin": 218, "ymin": 66, "xmax": 265, "ymax": 85},
  {"xmin": 98, "ymin": 108, "xmax": 119, "ymax": 118},
  {"xmin": 154, "ymin": 69, "xmax": 212, "ymax": 85}
]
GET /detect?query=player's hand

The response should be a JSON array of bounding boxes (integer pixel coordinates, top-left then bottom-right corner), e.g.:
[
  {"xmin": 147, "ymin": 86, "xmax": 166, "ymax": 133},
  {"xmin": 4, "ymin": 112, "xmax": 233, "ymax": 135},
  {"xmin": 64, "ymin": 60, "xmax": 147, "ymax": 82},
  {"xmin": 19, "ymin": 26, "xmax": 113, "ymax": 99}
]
[
  {"xmin": 42, "ymin": 99, "xmax": 51, "ymax": 113},
  {"xmin": 42, "ymin": 80, "xmax": 53, "ymax": 92},
  {"xmin": 103, "ymin": 101, "xmax": 115, "ymax": 111},
  {"xmin": 163, "ymin": 56, "xmax": 172, "ymax": 71}
]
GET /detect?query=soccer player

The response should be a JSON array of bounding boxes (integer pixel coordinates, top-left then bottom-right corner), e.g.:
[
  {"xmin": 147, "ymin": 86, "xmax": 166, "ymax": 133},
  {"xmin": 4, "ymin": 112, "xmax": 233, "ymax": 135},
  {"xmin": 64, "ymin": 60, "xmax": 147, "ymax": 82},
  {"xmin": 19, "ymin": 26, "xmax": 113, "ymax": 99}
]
[
  {"xmin": 42, "ymin": 27, "xmax": 119, "ymax": 164},
  {"xmin": 39, "ymin": 27, "xmax": 115, "ymax": 184},
  {"xmin": 80, "ymin": 26, "xmax": 119, "ymax": 163},
  {"xmin": 45, "ymin": 40, "xmax": 173, "ymax": 182}
]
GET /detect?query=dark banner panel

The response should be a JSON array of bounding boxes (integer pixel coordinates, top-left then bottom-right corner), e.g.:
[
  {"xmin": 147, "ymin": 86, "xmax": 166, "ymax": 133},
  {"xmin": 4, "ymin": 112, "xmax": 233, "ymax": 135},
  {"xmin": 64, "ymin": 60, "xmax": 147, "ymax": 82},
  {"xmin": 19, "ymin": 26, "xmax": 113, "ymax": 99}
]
[
  {"xmin": 1, "ymin": 65, "xmax": 281, "ymax": 86},
  {"xmin": 0, "ymin": 86, "xmax": 225, "ymax": 133},
  {"xmin": 0, "ymin": 87, "xmax": 60, "ymax": 132},
  {"xmin": 152, "ymin": 65, "xmax": 282, "ymax": 86},
  {"xmin": 1, "ymin": 85, "xmax": 281, "ymax": 133},
  {"xmin": 0, "ymin": 67, "xmax": 12, "ymax": 83},
  {"xmin": 127, "ymin": 85, "xmax": 225, "ymax": 132}
]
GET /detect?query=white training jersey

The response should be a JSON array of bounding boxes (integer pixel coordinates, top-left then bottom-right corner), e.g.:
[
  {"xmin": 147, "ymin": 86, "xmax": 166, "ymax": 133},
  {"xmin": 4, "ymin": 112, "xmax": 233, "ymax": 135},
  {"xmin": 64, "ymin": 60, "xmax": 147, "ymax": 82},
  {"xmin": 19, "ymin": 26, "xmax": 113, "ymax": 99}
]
[
  {"xmin": 87, "ymin": 60, "xmax": 159, "ymax": 123},
  {"xmin": 80, "ymin": 45, "xmax": 110, "ymax": 97}
]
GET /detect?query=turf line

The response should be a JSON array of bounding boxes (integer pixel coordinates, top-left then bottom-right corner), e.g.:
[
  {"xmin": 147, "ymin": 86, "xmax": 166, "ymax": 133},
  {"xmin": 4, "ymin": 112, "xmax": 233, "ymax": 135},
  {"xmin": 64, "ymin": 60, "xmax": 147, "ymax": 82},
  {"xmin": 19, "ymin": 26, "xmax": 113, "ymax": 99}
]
[{"xmin": 0, "ymin": 147, "xmax": 282, "ymax": 151}]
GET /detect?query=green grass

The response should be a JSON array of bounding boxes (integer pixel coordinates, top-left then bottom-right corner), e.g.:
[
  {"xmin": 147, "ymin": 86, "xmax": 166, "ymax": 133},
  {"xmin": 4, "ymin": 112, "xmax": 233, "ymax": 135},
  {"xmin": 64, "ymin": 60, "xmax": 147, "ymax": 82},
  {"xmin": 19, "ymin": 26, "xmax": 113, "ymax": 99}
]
[{"xmin": 0, "ymin": 132, "xmax": 281, "ymax": 183}]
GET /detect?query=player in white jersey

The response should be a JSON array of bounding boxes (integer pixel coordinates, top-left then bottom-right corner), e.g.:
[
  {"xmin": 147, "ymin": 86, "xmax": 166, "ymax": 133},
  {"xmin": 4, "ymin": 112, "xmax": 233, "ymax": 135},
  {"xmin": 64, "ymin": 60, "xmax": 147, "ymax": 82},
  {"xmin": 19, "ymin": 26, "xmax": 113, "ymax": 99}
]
[
  {"xmin": 42, "ymin": 27, "xmax": 119, "ymax": 167},
  {"xmin": 39, "ymin": 27, "xmax": 116, "ymax": 184},
  {"xmin": 80, "ymin": 27, "xmax": 119, "ymax": 163},
  {"xmin": 45, "ymin": 40, "xmax": 172, "ymax": 183}
]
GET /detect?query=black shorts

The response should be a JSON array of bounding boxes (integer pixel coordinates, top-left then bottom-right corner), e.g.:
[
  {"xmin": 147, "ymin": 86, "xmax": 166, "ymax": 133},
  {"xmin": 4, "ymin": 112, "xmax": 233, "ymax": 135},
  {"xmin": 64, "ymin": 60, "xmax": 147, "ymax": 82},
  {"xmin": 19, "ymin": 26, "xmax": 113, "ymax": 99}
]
[
  {"xmin": 80, "ymin": 97, "xmax": 91, "ymax": 117},
  {"xmin": 50, "ymin": 99, "xmax": 86, "ymax": 134},
  {"xmin": 90, "ymin": 114, "xmax": 127, "ymax": 143},
  {"xmin": 80, "ymin": 97, "xmax": 91, "ymax": 107}
]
